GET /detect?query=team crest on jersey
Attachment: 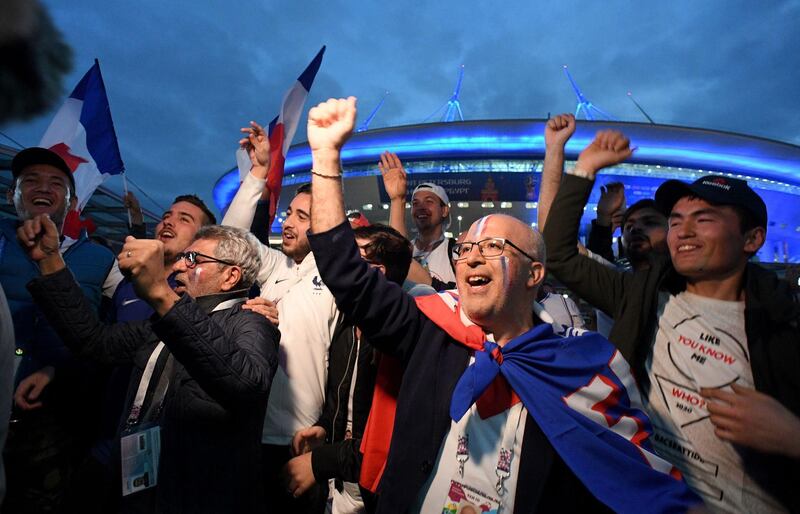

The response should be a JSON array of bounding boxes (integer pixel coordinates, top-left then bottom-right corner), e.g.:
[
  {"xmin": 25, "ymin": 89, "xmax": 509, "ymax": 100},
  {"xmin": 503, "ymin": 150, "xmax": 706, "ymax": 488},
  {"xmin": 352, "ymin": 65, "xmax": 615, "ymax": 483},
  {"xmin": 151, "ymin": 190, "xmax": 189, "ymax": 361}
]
[{"xmin": 312, "ymin": 275, "xmax": 324, "ymax": 293}]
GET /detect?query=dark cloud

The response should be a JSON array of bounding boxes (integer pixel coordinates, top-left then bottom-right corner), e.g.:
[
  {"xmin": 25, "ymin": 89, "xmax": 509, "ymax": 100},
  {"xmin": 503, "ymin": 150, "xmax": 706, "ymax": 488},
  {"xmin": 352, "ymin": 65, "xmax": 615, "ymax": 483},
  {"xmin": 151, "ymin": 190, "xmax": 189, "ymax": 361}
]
[{"xmin": 4, "ymin": 0, "xmax": 798, "ymax": 216}]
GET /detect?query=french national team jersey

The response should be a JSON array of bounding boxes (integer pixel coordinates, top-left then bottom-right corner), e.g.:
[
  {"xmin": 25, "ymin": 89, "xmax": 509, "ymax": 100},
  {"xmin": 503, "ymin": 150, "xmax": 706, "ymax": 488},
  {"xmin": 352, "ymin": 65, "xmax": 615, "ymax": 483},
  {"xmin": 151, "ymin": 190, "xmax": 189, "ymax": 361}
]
[{"xmin": 222, "ymin": 172, "xmax": 340, "ymax": 445}]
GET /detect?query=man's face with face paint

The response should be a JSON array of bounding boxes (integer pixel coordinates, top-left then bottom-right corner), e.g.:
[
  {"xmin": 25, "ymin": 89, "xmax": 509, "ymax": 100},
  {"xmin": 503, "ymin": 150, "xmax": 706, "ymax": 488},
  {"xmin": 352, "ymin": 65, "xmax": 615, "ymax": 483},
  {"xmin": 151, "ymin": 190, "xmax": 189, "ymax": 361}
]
[
  {"xmin": 455, "ymin": 215, "xmax": 542, "ymax": 329},
  {"xmin": 9, "ymin": 165, "xmax": 76, "ymax": 227},
  {"xmin": 172, "ymin": 238, "xmax": 232, "ymax": 297}
]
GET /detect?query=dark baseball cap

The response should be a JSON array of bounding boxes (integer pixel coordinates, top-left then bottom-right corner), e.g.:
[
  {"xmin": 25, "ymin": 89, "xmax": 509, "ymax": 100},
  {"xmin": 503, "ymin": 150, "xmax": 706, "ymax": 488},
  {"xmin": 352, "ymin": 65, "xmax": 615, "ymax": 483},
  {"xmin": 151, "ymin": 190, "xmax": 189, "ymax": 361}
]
[
  {"xmin": 655, "ymin": 175, "xmax": 767, "ymax": 228},
  {"xmin": 11, "ymin": 147, "xmax": 76, "ymax": 191}
]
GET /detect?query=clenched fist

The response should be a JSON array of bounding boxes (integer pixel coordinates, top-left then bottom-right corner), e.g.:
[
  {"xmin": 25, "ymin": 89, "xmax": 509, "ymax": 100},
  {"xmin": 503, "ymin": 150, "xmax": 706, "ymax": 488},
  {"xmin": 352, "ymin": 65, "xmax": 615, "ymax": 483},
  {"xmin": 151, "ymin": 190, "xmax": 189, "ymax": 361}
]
[
  {"xmin": 576, "ymin": 130, "xmax": 633, "ymax": 177},
  {"xmin": 307, "ymin": 97, "xmax": 357, "ymax": 155}
]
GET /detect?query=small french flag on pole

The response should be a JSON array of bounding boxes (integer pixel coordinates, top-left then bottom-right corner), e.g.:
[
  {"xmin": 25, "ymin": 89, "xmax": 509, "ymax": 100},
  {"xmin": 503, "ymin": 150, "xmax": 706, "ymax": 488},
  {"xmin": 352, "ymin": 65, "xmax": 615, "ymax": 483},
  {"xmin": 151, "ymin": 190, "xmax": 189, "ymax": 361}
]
[
  {"xmin": 237, "ymin": 46, "xmax": 325, "ymax": 227},
  {"xmin": 39, "ymin": 59, "xmax": 124, "ymax": 237}
]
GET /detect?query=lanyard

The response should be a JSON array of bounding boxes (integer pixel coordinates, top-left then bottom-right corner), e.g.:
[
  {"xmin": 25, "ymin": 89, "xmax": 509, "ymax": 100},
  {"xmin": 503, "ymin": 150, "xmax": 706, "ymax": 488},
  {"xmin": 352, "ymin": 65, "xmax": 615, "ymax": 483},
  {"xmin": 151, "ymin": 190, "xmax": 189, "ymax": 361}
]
[
  {"xmin": 125, "ymin": 297, "xmax": 245, "ymax": 427},
  {"xmin": 454, "ymin": 395, "xmax": 525, "ymax": 498}
]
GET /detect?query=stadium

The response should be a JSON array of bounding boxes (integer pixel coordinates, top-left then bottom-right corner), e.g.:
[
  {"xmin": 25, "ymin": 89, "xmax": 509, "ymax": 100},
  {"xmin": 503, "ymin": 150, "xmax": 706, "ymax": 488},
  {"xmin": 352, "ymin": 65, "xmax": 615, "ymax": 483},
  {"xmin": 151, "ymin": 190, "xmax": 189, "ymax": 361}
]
[{"xmin": 212, "ymin": 118, "xmax": 800, "ymax": 264}]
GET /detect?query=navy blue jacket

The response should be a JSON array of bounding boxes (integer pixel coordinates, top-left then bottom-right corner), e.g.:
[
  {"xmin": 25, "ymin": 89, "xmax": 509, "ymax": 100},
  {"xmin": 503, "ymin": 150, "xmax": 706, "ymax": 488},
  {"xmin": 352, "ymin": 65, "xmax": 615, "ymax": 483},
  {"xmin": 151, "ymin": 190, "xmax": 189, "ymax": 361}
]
[{"xmin": 309, "ymin": 222, "xmax": 611, "ymax": 514}]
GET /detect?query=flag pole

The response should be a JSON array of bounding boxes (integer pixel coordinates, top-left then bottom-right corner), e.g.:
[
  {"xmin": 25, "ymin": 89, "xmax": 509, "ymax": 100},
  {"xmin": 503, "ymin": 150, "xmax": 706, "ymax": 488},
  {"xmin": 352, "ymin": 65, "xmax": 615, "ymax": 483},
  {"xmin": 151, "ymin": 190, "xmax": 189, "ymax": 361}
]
[{"xmin": 122, "ymin": 172, "xmax": 133, "ymax": 227}]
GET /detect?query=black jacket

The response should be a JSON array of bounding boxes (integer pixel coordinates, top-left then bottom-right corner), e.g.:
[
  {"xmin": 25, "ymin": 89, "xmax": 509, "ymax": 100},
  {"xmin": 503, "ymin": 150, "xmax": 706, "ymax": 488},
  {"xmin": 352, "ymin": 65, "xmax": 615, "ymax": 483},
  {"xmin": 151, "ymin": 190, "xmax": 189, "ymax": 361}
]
[
  {"xmin": 309, "ymin": 222, "xmax": 612, "ymax": 514},
  {"xmin": 311, "ymin": 317, "xmax": 378, "ymax": 485},
  {"xmin": 28, "ymin": 268, "xmax": 280, "ymax": 514},
  {"xmin": 543, "ymin": 173, "xmax": 800, "ymax": 512}
]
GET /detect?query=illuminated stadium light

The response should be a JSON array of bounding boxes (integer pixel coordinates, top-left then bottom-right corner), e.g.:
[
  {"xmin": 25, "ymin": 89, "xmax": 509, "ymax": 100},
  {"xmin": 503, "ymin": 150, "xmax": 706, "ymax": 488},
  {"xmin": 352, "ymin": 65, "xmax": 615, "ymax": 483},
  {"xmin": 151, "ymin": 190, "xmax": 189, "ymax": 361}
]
[
  {"xmin": 500, "ymin": 202, "xmax": 512, "ymax": 208},
  {"xmin": 362, "ymin": 204, "xmax": 373, "ymax": 211},
  {"xmin": 213, "ymin": 119, "xmax": 800, "ymax": 262}
]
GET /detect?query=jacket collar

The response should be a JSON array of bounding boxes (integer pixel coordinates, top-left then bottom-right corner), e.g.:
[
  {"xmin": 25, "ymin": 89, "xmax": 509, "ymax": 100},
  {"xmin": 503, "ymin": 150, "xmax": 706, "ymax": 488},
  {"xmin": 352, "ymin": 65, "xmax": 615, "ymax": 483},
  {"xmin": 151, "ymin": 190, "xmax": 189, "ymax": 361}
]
[{"xmin": 194, "ymin": 288, "xmax": 249, "ymax": 314}]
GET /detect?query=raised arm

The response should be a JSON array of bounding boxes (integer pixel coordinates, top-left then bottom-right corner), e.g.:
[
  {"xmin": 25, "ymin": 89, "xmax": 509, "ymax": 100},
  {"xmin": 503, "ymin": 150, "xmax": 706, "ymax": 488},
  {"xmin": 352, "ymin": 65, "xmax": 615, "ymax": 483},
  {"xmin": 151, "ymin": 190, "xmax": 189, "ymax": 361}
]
[
  {"xmin": 537, "ymin": 113, "xmax": 575, "ymax": 230},
  {"xmin": 307, "ymin": 97, "xmax": 354, "ymax": 232},
  {"xmin": 221, "ymin": 121, "xmax": 271, "ymax": 230},
  {"xmin": 543, "ymin": 130, "xmax": 635, "ymax": 317},
  {"xmin": 21, "ymin": 215, "xmax": 150, "ymax": 365},
  {"xmin": 222, "ymin": 121, "xmax": 282, "ymax": 286},
  {"xmin": 378, "ymin": 151, "xmax": 409, "ymax": 238},
  {"xmin": 307, "ymin": 97, "xmax": 423, "ymax": 361},
  {"xmin": 587, "ymin": 182, "xmax": 626, "ymax": 261}
]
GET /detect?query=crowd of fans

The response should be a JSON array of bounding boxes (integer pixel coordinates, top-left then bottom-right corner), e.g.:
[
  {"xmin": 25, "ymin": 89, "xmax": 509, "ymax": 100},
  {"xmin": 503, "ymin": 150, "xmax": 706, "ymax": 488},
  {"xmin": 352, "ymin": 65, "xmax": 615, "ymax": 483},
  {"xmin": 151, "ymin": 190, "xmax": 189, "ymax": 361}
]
[{"xmin": 0, "ymin": 99, "xmax": 797, "ymax": 514}]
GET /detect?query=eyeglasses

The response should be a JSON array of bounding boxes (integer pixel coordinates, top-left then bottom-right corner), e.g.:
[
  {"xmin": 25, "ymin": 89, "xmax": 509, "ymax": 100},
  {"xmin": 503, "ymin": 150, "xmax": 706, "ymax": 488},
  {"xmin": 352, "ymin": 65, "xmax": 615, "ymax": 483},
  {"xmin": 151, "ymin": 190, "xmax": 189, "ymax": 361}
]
[
  {"xmin": 452, "ymin": 238, "xmax": 537, "ymax": 262},
  {"xmin": 175, "ymin": 251, "xmax": 236, "ymax": 268}
]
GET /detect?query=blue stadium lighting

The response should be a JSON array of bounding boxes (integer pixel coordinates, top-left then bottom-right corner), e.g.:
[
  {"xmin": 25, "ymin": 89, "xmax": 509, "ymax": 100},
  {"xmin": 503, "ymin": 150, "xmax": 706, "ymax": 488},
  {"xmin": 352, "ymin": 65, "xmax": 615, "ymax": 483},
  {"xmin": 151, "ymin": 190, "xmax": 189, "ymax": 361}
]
[{"xmin": 214, "ymin": 120, "xmax": 800, "ymax": 210}]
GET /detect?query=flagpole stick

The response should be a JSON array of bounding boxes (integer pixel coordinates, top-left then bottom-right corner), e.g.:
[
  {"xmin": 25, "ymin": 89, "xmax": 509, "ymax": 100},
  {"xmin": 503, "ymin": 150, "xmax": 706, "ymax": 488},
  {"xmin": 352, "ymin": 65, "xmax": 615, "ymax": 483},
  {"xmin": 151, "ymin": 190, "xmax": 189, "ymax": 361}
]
[{"xmin": 122, "ymin": 172, "xmax": 133, "ymax": 227}]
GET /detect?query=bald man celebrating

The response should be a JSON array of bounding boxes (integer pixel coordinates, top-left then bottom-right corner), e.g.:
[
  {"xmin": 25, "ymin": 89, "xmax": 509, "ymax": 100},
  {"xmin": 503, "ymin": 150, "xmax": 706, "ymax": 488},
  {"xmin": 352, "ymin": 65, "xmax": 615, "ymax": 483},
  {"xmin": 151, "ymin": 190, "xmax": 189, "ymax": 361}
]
[{"xmin": 303, "ymin": 97, "xmax": 702, "ymax": 513}]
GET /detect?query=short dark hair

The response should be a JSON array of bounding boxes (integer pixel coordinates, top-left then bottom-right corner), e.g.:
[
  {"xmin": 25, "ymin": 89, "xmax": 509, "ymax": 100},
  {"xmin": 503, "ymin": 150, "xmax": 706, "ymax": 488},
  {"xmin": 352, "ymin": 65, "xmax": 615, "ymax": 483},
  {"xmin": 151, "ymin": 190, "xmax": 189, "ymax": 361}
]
[
  {"xmin": 621, "ymin": 199, "xmax": 661, "ymax": 228},
  {"xmin": 173, "ymin": 194, "xmax": 216, "ymax": 225},
  {"xmin": 353, "ymin": 224, "xmax": 412, "ymax": 285},
  {"xmin": 295, "ymin": 183, "xmax": 311, "ymax": 196}
]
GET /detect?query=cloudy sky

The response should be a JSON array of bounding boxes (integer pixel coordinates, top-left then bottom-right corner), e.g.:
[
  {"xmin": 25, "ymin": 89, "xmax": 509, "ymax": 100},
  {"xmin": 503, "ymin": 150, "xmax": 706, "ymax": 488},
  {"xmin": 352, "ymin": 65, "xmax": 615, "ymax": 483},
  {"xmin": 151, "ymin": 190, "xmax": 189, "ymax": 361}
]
[{"xmin": 5, "ymin": 0, "xmax": 800, "ymax": 216}]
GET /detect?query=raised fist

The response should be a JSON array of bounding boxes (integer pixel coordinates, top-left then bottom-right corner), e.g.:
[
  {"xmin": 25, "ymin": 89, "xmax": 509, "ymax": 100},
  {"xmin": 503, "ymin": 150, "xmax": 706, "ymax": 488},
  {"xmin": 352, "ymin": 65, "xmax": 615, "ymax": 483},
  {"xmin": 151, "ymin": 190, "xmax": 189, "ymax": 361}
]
[
  {"xmin": 240, "ymin": 120, "xmax": 271, "ymax": 170},
  {"xmin": 545, "ymin": 113, "xmax": 576, "ymax": 149},
  {"xmin": 118, "ymin": 236, "xmax": 168, "ymax": 301},
  {"xmin": 307, "ymin": 97, "xmax": 357, "ymax": 153},
  {"xmin": 576, "ymin": 130, "xmax": 633, "ymax": 174},
  {"xmin": 17, "ymin": 214, "xmax": 60, "ymax": 262},
  {"xmin": 597, "ymin": 182, "xmax": 627, "ymax": 229},
  {"xmin": 378, "ymin": 151, "xmax": 408, "ymax": 201}
]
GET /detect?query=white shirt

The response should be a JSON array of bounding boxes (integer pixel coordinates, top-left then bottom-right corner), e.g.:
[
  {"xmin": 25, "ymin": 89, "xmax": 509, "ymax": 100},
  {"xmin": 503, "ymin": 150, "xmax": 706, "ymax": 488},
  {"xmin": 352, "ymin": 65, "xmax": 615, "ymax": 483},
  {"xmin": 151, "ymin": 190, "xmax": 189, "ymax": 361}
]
[
  {"xmin": 647, "ymin": 291, "xmax": 786, "ymax": 513},
  {"xmin": 222, "ymin": 172, "xmax": 340, "ymax": 444},
  {"xmin": 412, "ymin": 236, "xmax": 456, "ymax": 285},
  {"xmin": 415, "ymin": 384, "xmax": 527, "ymax": 514}
]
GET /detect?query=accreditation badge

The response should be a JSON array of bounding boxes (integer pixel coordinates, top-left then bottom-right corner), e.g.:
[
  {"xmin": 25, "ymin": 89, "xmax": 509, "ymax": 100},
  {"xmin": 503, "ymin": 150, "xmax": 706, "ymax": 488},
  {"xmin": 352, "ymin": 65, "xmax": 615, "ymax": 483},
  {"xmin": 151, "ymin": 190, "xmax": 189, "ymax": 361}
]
[
  {"xmin": 120, "ymin": 425, "xmax": 161, "ymax": 496},
  {"xmin": 442, "ymin": 479, "xmax": 500, "ymax": 514}
]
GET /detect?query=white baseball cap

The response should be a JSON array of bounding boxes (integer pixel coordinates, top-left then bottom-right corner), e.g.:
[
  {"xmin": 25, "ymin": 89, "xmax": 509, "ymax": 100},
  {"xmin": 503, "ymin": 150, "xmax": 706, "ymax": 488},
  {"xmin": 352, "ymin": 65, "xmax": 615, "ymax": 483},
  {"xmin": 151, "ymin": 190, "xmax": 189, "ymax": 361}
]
[{"xmin": 412, "ymin": 182, "xmax": 449, "ymax": 205}]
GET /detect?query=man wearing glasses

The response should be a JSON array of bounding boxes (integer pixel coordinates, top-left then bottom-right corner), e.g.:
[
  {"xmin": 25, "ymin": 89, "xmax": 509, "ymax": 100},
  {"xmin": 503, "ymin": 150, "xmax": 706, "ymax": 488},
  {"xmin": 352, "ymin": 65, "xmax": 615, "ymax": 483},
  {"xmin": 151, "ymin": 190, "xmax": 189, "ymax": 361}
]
[
  {"xmin": 17, "ymin": 216, "xmax": 279, "ymax": 513},
  {"xmin": 302, "ymin": 97, "xmax": 701, "ymax": 513}
]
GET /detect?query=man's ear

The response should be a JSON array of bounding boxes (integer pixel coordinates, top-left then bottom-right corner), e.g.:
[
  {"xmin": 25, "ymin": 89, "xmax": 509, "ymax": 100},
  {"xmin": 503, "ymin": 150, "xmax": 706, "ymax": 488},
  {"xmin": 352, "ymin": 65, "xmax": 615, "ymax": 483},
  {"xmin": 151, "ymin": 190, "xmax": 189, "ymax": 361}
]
[
  {"xmin": 743, "ymin": 227, "xmax": 766, "ymax": 255},
  {"xmin": 441, "ymin": 203, "xmax": 450, "ymax": 220},
  {"xmin": 220, "ymin": 266, "xmax": 242, "ymax": 291},
  {"xmin": 68, "ymin": 193, "xmax": 78, "ymax": 212},
  {"xmin": 527, "ymin": 261, "xmax": 546, "ymax": 289}
]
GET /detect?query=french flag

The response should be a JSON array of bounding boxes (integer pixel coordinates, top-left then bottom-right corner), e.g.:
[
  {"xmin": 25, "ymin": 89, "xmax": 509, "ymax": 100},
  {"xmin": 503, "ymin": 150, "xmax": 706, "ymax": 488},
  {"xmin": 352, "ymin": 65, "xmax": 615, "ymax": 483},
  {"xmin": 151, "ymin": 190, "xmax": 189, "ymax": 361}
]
[
  {"xmin": 39, "ymin": 59, "xmax": 124, "ymax": 238},
  {"xmin": 237, "ymin": 46, "xmax": 325, "ymax": 227}
]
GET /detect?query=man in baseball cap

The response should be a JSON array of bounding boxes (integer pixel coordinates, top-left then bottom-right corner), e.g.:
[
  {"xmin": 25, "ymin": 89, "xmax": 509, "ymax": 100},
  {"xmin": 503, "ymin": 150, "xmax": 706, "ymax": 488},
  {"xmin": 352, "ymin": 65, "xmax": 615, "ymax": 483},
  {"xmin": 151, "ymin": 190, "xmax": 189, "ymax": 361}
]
[
  {"xmin": 544, "ymin": 130, "xmax": 800, "ymax": 512},
  {"xmin": 409, "ymin": 182, "xmax": 455, "ymax": 286},
  {"xmin": 655, "ymin": 174, "xmax": 767, "ymax": 230},
  {"xmin": 8, "ymin": 146, "xmax": 77, "ymax": 228},
  {"xmin": 2, "ymin": 145, "xmax": 122, "ymax": 512}
]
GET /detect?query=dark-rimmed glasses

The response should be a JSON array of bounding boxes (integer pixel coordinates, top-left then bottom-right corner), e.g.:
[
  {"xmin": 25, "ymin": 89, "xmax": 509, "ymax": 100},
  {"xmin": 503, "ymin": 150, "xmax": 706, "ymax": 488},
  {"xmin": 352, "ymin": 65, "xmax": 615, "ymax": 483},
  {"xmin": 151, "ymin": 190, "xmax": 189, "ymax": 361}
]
[
  {"xmin": 176, "ymin": 251, "xmax": 236, "ymax": 268},
  {"xmin": 452, "ymin": 238, "xmax": 537, "ymax": 262}
]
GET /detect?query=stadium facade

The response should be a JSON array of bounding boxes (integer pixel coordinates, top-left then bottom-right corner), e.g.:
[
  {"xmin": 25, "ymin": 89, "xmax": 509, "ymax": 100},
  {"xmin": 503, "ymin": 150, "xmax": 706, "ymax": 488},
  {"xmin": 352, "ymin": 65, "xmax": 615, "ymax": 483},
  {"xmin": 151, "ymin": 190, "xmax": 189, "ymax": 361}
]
[{"xmin": 213, "ymin": 120, "xmax": 800, "ymax": 263}]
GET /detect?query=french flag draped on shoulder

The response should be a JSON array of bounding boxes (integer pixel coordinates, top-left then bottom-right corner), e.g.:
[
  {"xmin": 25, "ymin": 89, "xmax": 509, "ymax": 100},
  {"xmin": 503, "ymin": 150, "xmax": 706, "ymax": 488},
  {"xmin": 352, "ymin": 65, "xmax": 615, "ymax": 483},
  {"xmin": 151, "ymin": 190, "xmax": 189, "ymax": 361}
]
[
  {"xmin": 415, "ymin": 292, "xmax": 702, "ymax": 514},
  {"xmin": 237, "ymin": 46, "xmax": 325, "ymax": 227},
  {"xmin": 39, "ymin": 59, "xmax": 124, "ymax": 238}
]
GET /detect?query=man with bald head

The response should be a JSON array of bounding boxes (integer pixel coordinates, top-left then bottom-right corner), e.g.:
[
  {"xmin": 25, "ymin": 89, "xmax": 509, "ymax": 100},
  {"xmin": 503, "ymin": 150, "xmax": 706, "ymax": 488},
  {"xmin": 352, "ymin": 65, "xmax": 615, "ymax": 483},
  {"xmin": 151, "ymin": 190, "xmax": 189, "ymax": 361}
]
[{"xmin": 300, "ymin": 97, "xmax": 701, "ymax": 513}]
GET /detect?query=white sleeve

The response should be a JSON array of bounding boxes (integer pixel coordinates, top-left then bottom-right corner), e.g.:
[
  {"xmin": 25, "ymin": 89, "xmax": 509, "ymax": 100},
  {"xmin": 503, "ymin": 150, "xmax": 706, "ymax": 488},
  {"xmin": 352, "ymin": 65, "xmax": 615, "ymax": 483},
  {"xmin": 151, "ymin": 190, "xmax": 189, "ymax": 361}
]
[
  {"xmin": 102, "ymin": 260, "xmax": 124, "ymax": 298},
  {"xmin": 221, "ymin": 171, "xmax": 266, "ymax": 230},
  {"xmin": 220, "ymin": 171, "xmax": 282, "ymax": 288}
]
